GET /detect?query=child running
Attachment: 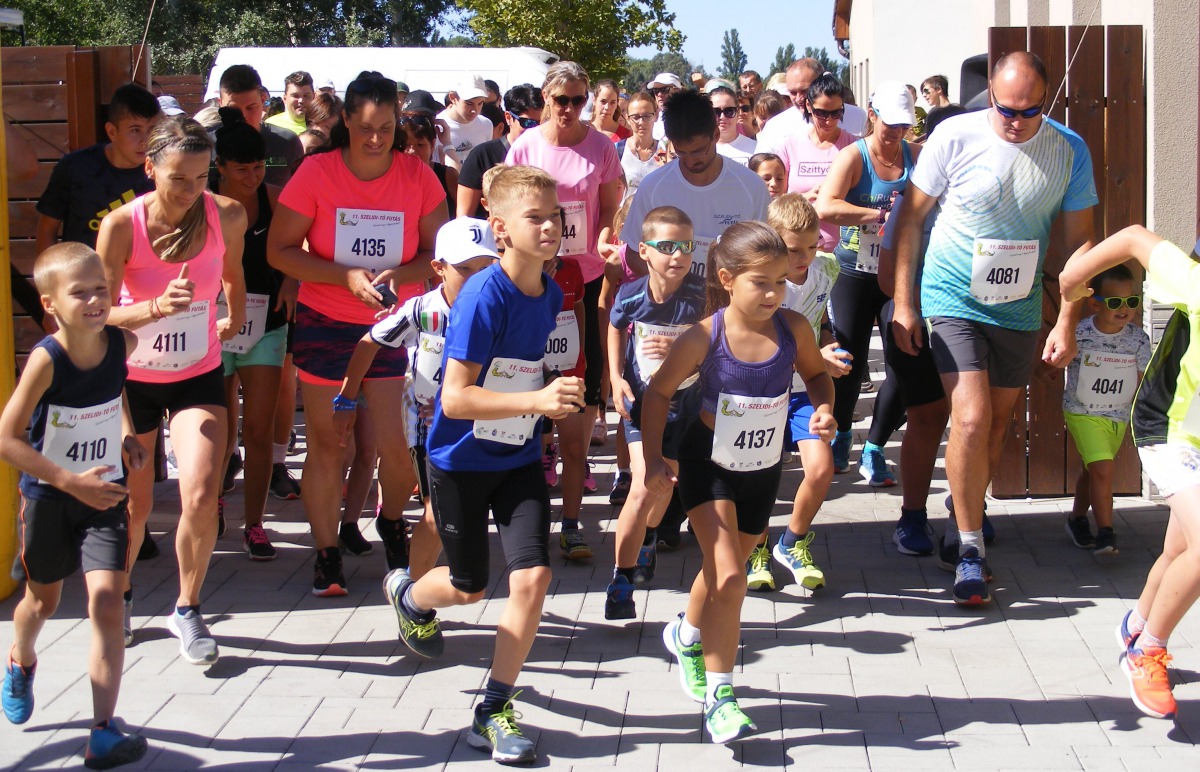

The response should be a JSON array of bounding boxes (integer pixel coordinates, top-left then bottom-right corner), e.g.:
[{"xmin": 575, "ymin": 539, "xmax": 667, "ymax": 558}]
[
  {"xmin": 1060, "ymin": 226, "xmax": 1199, "ymax": 722},
  {"xmin": 604, "ymin": 205, "xmax": 706, "ymax": 619},
  {"xmin": 383, "ymin": 166, "xmax": 584, "ymax": 764},
  {"xmin": 642, "ymin": 221, "xmax": 835, "ymax": 743},
  {"xmin": 1062, "ymin": 264, "xmax": 1150, "ymax": 554},
  {"xmin": 333, "ymin": 217, "xmax": 499, "ymax": 577},
  {"xmin": 746, "ymin": 194, "xmax": 845, "ymax": 592},
  {"xmin": 0, "ymin": 243, "xmax": 149, "ymax": 768}
]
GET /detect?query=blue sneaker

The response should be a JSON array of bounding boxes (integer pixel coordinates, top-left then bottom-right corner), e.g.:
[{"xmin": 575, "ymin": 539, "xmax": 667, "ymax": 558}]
[
  {"xmin": 2, "ymin": 657, "xmax": 34, "ymax": 724},
  {"xmin": 952, "ymin": 547, "xmax": 991, "ymax": 606},
  {"xmin": 84, "ymin": 718, "xmax": 147, "ymax": 769},
  {"xmin": 859, "ymin": 446, "xmax": 897, "ymax": 487},
  {"xmin": 605, "ymin": 574, "xmax": 636, "ymax": 620},
  {"xmin": 632, "ymin": 543, "xmax": 657, "ymax": 587},
  {"xmin": 893, "ymin": 510, "xmax": 934, "ymax": 556},
  {"xmin": 831, "ymin": 431, "xmax": 852, "ymax": 474},
  {"xmin": 1116, "ymin": 610, "xmax": 1140, "ymax": 653}
]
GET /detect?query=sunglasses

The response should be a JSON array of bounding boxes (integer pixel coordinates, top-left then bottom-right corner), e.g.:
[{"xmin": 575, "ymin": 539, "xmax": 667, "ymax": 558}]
[
  {"xmin": 921, "ymin": 87, "xmax": 933, "ymax": 95},
  {"xmin": 399, "ymin": 115, "xmax": 432, "ymax": 127},
  {"xmin": 552, "ymin": 94, "xmax": 588, "ymax": 108},
  {"xmin": 648, "ymin": 87, "xmax": 675, "ymax": 97},
  {"xmin": 644, "ymin": 239, "xmax": 696, "ymax": 254},
  {"xmin": 1092, "ymin": 294, "xmax": 1141, "ymax": 310},
  {"xmin": 713, "ymin": 106, "xmax": 739, "ymax": 119},
  {"xmin": 511, "ymin": 114, "xmax": 540, "ymax": 129},
  {"xmin": 810, "ymin": 106, "xmax": 845, "ymax": 120},
  {"xmin": 739, "ymin": 104, "xmax": 753, "ymax": 113},
  {"xmin": 991, "ymin": 89, "xmax": 1045, "ymax": 119}
]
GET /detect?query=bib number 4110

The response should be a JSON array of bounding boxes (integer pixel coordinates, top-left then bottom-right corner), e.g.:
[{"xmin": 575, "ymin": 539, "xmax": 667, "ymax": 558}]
[{"xmin": 65, "ymin": 438, "xmax": 108, "ymax": 463}]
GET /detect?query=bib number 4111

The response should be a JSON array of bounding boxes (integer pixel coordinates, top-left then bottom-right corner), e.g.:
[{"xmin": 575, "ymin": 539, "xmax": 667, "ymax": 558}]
[{"xmin": 153, "ymin": 331, "xmax": 186, "ymax": 353}]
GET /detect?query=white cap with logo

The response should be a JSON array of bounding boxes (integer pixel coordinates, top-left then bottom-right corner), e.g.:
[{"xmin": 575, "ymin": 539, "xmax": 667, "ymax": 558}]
[{"xmin": 436, "ymin": 217, "xmax": 500, "ymax": 265}]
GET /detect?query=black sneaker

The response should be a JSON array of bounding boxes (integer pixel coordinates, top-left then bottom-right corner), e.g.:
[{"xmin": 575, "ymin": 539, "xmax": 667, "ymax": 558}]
[
  {"xmin": 467, "ymin": 696, "xmax": 537, "ymax": 764},
  {"xmin": 339, "ymin": 521, "xmax": 374, "ymax": 556},
  {"xmin": 1065, "ymin": 516, "xmax": 1096, "ymax": 549},
  {"xmin": 609, "ymin": 470, "xmax": 632, "ymax": 506},
  {"xmin": 383, "ymin": 569, "xmax": 444, "ymax": 657},
  {"xmin": 936, "ymin": 534, "xmax": 959, "ymax": 572},
  {"xmin": 216, "ymin": 497, "xmax": 226, "ymax": 539},
  {"xmin": 269, "ymin": 463, "xmax": 301, "ymax": 500},
  {"xmin": 243, "ymin": 524, "xmax": 277, "ymax": 561},
  {"xmin": 1094, "ymin": 527, "xmax": 1119, "ymax": 555},
  {"xmin": 137, "ymin": 525, "xmax": 159, "ymax": 561},
  {"xmin": 312, "ymin": 547, "xmax": 348, "ymax": 597},
  {"xmin": 375, "ymin": 516, "xmax": 409, "ymax": 571},
  {"xmin": 288, "ymin": 429, "xmax": 298, "ymax": 455},
  {"xmin": 222, "ymin": 453, "xmax": 242, "ymax": 494}
]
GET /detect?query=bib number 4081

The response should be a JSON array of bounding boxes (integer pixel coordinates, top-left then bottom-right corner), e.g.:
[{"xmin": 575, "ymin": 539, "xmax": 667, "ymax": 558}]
[
  {"xmin": 986, "ymin": 266, "xmax": 1020, "ymax": 285},
  {"xmin": 351, "ymin": 238, "xmax": 386, "ymax": 258},
  {"xmin": 64, "ymin": 438, "xmax": 108, "ymax": 463},
  {"xmin": 734, "ymin": 428, "xmax": 775, "ymax": 450}
]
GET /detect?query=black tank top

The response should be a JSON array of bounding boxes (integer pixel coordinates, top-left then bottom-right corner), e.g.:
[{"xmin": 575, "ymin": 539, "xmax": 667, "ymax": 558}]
[{"xmin": 211, "ymin": 182, "xmax": 287, "ymax": 331}]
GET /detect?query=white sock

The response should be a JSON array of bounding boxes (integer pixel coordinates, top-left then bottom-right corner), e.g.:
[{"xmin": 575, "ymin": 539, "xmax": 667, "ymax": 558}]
[
  {"xmin": 705, "ymin": 672, "xmax": 733, "ymax": 706},
  {"xmin": 1140, "ymin": 628, "xmax": 1169, "ymax": 650},
  {"xmin": 1129, "ymin": 606, "xmax": 1148, "ymax": 636},
  {"xmin": 678, "ymin": 616, "xmax": 701, "ymax": 647},
  {"xmin": 959, "ymin": 529, "xmax": 984, "ymax": 558},
  {"xmin": 272, "ymin": 442, "xmax": 287, "ymax": 464}
]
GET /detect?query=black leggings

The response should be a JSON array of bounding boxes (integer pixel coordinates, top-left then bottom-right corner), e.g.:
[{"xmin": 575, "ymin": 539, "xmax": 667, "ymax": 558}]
[
  {"xmin": 582, "ymin": 276, "xmax": 603, "ymax": 406},
  {"xmin": 828, "ymin": 269, "xmax": 906, "ymax": 445}
]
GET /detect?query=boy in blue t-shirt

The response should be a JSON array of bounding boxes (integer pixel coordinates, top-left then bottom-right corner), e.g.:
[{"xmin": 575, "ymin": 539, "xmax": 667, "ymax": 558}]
[
  {"xmin": 382, "ymin": 166, "xmax": 584, "ymax": 765},
  {"xmin": 0, "ymin": 243, "xmax": 149, "ymax": 768}
]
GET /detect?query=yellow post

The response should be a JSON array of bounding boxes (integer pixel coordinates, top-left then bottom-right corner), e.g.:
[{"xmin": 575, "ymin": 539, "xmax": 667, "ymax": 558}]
[{"xmin": 0, "ymin": 55, "xmax": 19, "ymax": 602}]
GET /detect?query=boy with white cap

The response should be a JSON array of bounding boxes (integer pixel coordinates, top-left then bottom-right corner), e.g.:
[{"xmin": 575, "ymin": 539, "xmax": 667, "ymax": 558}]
[{"xmin": 438, "ymin": 75, "xmax": 494, "ymax": 171}]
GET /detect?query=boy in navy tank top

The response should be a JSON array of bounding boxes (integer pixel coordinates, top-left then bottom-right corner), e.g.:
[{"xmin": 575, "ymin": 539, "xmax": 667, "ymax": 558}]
[{"xmin": 0, "ymin": 244, "xmax": 149, "ymax": 768}]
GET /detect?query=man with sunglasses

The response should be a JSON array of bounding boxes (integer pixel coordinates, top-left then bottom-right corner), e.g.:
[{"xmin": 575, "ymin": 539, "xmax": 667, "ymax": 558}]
[
  {"xmin": 920, "ymin": 75, "xmax": 951, "ymax": 109},
  {"xmin": 891, "ymin": 51, "xmax": 1099, "ymax": 607},
  {"xmin": 457, "ymin": 84, "xmax": 544, "ymax": 219}
]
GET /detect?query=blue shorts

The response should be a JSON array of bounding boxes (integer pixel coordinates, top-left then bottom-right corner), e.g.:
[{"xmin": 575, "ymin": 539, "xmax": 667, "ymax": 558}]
[
  {"xmin": 785, "ymin": 392, "xmax": 820, "ymax": 449},
  {"xmin": 222, "ymin": 324, "xmax": 288, "ymax": 375}
]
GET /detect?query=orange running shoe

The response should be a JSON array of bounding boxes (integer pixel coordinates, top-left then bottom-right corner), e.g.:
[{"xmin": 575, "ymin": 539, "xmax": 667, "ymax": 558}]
[{"xmin": 1120, "ymin": 647, "xmax": 1176, "ymax": 719}]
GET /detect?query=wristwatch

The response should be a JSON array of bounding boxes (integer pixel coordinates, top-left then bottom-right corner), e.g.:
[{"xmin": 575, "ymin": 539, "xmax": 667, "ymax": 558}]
[{"xmin": 332, "ymin": 394, "xmax": 358, "ymax": 412}]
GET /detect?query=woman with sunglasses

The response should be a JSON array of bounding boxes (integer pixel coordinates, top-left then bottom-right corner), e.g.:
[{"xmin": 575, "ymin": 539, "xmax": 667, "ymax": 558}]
[
  {"xmin": 816, "ymin": 81, "xmax": 921, "ymax": 487},
  {"xmin": 737, "ymin": 92, "xmax": 757, "ymax": 139},
  {"xmin": 776, "ymin": 74, "xmax": 856, "ymax": 251},
  {"xmin": 590, "ymin": 79, "xmax": 631, "ymax": 143},
  {"xmin": 269, "ymin": 74, "xmax": 448, "ymax": 597},
  {"xmin": 506, "ymin": 60, "xmax": 623, "ymax": 559},
  {"xmin": 711, "ymin": 86, "xmax": 756, "ymax": 167},
  {"xmin": 620, "ymin": 91, "xmax": 664, "ymax": 196}
]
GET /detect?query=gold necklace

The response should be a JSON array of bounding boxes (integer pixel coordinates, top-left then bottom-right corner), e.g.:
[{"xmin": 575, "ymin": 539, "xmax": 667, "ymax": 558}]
[{"xmin": 870, "ymin": 140, "xmax": 901, "ymax": 169}]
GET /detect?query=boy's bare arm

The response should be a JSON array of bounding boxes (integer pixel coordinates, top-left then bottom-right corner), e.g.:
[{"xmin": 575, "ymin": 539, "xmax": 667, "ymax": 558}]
[{"xmin": 1061, "ymin": 225, "xmax": 1162, "ymax": 302}]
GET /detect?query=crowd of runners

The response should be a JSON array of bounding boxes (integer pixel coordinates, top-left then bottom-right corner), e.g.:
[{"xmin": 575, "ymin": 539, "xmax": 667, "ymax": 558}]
[{"xmin": 2, "ymin": 48, "xmax": 1199, "ymax": 767}]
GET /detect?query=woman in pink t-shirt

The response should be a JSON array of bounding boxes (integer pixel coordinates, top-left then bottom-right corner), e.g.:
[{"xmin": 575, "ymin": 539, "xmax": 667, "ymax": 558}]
[{"xmin": 269, "ymin": 74, "xmax": 448, "ymax": 597}]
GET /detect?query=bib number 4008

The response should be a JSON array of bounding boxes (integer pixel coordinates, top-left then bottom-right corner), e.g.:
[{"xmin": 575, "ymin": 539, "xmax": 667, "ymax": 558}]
[
  {"xmin": 734, "ymin": 428, "xmax": 775, "ymax": 450},
  {"xmin": 1092, "ymin": 378, "xmax": 1125, "ymax": 395},
  {"xmin": 986, "ymin": 266, "xmax": 1020, "ymax": 285},
  {"xmin": 64, "ymin": 438, "xmax": 108, "ymax": 463},
  {"xmin": 351, "ymin": 238, "xmax": 386, "ymax": 258},
  {"xmin": 153, "ymin": 331, "xmax": 186, "ymax": 353}
]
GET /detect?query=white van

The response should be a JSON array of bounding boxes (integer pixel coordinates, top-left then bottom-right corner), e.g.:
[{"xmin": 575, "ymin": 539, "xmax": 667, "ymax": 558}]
[{"xmin": 204, "ymin": 46, "xmax": 559, "ymax": 101}]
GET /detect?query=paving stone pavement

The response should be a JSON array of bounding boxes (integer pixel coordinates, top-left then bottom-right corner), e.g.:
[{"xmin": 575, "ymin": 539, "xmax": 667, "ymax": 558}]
[{"xmin": 2, "ymin": 396, "xmax": 1198, "ymax": 770}]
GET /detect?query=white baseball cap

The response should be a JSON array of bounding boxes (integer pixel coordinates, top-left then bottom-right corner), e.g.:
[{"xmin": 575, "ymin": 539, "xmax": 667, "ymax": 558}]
[
  {"xmin": 320, "ymin": 78, "xmax": 336, "ymax": 92},
  {"xmin": 647, "ymin": 72, "xmax": 683, "ymax": 90},
  {"xmin": 453, "ymin": 75, "xmax": 489, "ymax": 102},
  {"xmin": 870, "ymin": 80, "xmax": 917, "ymax": 126},
  {"xmin": 435, "ymin": 217, "xmax": 500, "ymax": 265},
  {"xmin": 157, "ymin": 95, "xmax": 185, "ymax": 116}
]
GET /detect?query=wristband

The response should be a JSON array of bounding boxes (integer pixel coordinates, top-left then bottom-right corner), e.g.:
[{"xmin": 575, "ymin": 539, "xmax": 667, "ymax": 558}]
[
  {"xmin": 876, "ymin": 208, "xmax": 886, "ymax": 224},
  {"xmin": 332, "ymin": 394, "xmax": 358, "ymax": 412},
  {"xmin": 150, "ymin": 297, "xmax": 163, "ymax": 320}
]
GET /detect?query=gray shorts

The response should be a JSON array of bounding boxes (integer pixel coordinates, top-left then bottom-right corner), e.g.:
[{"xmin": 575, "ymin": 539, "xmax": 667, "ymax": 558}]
[
  {"xmin": 12, "ymin": 496, "xmax": 129, "ymax": 584},
  {"xmin": 926, "ymin": 316, "xmax": 1040, "ymax": 389}
]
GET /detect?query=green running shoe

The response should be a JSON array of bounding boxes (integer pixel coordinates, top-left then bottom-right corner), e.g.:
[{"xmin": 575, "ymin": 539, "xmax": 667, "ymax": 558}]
[
  {"xmin": 705, "ymin": 684, "xmax": 757, "ymax": 744},
  {"xmin": 662, "ymin": 613, "xmax": 705, "ymax": 703}
]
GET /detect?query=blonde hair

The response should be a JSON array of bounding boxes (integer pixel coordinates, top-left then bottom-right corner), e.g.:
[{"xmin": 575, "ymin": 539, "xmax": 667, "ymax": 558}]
[
  {"xmin": 705, "ymin": 221, "xmax": 787, "ymax": 315},
  {"xmin": 147, "ymin": 115, "xmax": 214, "ymax": 262},
  {"xmin": 612, "ymin": 195, "xmax": 634, "ymax": 244},
  {"xmin": 487, "ymin": 165, "xmax": 558, "ymax": 218},
  {"xmin": 542, "ymin": 60, "xmax": 590, "ymax": 99},
  {"xmin": 767, "ymin": 194, "xmax": 820, "ymax": 235},
  {"xmin": 641, "ymin": 205, "xmax": 693, "ymax": 242},
  {"xmin": 33, "ymin": 242, "xmax": 103, "ymax": 295},
  {"xmin": 480, "ymin": 164, "xmax": 507, "ymax": 210}
]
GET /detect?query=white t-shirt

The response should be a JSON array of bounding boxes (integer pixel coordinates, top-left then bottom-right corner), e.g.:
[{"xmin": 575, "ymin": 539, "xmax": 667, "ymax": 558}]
[
  {"xmin": 621, "ymin": 139, "xmax": 662, "ymax": 195},
  {"xmin": 436, "ymin": 109, "xmax": 493, "ymax": 162},
  {"xmin": 756, "ymin": 105, "xmax": 866, "ymax": 154},
  {"xmin": 716, "ymin": 134, "xmax": 757, "ymax": 167}
]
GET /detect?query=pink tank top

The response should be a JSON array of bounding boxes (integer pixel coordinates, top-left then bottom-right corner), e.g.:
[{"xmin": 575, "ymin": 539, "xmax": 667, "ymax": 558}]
[{"xmin": 120, "ymin": 192, "xmax": 225, "ymax": 384}]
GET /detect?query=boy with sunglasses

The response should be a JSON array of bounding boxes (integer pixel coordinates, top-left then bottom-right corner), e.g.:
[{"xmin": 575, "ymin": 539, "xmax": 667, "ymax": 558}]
[{"xmin": 1062, "ymin": 265, "xmax": 1151, "ymax": 554}]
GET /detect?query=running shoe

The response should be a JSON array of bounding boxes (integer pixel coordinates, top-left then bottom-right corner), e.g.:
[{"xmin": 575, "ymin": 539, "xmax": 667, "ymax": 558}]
[
  {"xmin": 746, "ymin": 543, "xmax": 775, "ymax": 591},
  {"xmin": 831, "ymin": 431, "xmax": 852, "ymax": 474},
  {"xmin": 893, "ymin": 510, "xmax": 935, "ymax": 556},
  {"xmin": 375, "ymin": 516, "xmax": 409, "ymax": 571},
  {"xmin": 1065, "ymin": 516, "xmax": 1096, "ymax": 549},
  {"xmin": 288, "ymin": 428, "xmax": 298, "ymax": 455},
  {"xmin": 467, "ymin": 695, "xmax": 537, "ymax": 764},
  {"xmin": 168, "ymin": 608, "xmax": 219, "ymax": 665},
  {"xmin": 952, "ymin": 547, "xmax": 991, "ymax": 606},
  {"xmin": 222, "ymin": 453, "xmax": 242, "ymax": 494},
  {"xmin": 604, "ymin": 574, "xmax": 636, "ymax": 620},
  {"xmin": 243, "ymin": 524, "xmax": 277, "ymax": 561},
  {"xmin": 945, "ymin": 495, "xmax": 995, "ymax": 543},
  {"xmin": 542, "ymin": 443, "xmax": 558, "ymax": 488},
  {"xmin": 609, "ymin": 470, "xmax": 632, "ymax": 505},
  {"xmin": 591, "ymin": 419, "xmax": 607, "ymax": 446},
  {"xmin": 632, "ymin": 543, "xmax": 656, "ymax": 587},
  {"xmin": 123, "ymin": 598, "xmax": 134, "ymax": 647},
  {"xmin": 2, "ymin": 657, "xmax": 34, "ymax": 724},
  {"xmin": 662, "ymin": 613, "xmax": 706, "ymax": 703},
  {"xmin": 1094, "ymin": 527, "xmax": 1119, "ymax": 555},
  {"xmin": 312, "ymin": 548, "xmax": 348, "ymax": 597},
  {"xmin": 583, "ymin": 464, "xmax": 598, "ymax": 493},
  {"xmin": 338, "ymin": 521, "xmax": 374, "ymax": 556},
  {"xmin": 859, "ymin": 446, "xmax": 896, "ymax": 487},
  {"xmin": 84, "ymin": 717, "xmax": 147, "ymax": 770},
  {"xmin": 269, "ymin": 463, "xmax": 301, "ymax": 500},
  {"xmin": 559, "ymin": 529, "xmax": 593, "ymax": 560},
  {"xmin": 136, "ymin": 525, "xmax": 159, "ymax": 561},
  {"xmin": 705, "ymin": 684, "xmax": 756, "ymax": 744},
  {"xmin": 216, "ymin": 496, "xmax": 226, "ymax": 539},
  {"xmin": 1115, "ymin": 609, "xmax": 1140, "ymax": 652},
  {"xmin": 383, "ymin": 569, "xmax": 444, "ymax": 658},
  {"xmin": 1120, "ymin": 646, "xmax": 1176, "ymax": 719},
  {"xmin": 772, "ymin": 532, "xmax": 825, "ymax": 590},
  {"xmin": 936, "ymin": 534, "xmax": 959, "ymax": 572}
]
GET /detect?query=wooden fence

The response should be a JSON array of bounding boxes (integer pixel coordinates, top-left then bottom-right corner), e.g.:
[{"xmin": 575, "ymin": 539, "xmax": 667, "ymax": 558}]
[
  {"xmin": 154, "ymin": 73, "xmax": 206, "ymax": 115},
  {"xmin": 987, "ymin": 25, "xmax": 1145, "ymax": 497}
]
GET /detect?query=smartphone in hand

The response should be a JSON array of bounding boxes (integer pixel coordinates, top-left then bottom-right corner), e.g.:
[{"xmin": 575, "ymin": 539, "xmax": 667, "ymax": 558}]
[{"xmin": 374, "ymin": 283, "xmax": 399, "ymax": 308}]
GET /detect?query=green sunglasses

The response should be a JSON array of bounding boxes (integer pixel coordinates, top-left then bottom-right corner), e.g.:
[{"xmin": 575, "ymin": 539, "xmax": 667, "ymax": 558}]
[{"xmin": 644, "ymin": 239, "xmax": 696, "ymax": 254}]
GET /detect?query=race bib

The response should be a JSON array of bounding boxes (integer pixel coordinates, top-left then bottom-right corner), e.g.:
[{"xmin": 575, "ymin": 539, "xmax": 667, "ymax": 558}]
[
  {"xmin": 689, "ymin": 236, "xmax": 714, "ymax": 279},
  {"xmin": 40, "ymin": 396, "xmax": 123, "ymax": 484},
  {"xmin": 969, "ymin": 238, "xmax": 1038, "ymax": 305},
  {"xmin": 544, "ymin": 310, "xmax": 580, "ymax": 372},
  {"xmin": 473, "ymin": 357, "xmax": 544, "ymax": 446},
  {"xmin": 710, "ymin": 391, "xmax": 788, "ymax": 471},
  {"xmin": 1076, "ymin": 351, "xmax": 1138, "ymax": 413},
  {"xmin": 217, "ymin": 293, "xmax": 269, "ymax": 354},
  {"xmin": 632, "ymin": 321, "xmax": 697, "ymax": 389},
  {"xmin": 129, "ymin": 301, "xmax": 209, "ymax": 371},
  {"xmin": 558, "ymin": 201, "xmax": 588, "ymax": 256},
  {"xmin": 334, "ymin": 208, "xmax": 405, "ymax": 271},
  {"xmin": 854, "ymin": 222, "xmax": 883, "ymax": 274},
  {"xmin": 412, "ymin": 333, "xmax": 445, "ymax": 403}
]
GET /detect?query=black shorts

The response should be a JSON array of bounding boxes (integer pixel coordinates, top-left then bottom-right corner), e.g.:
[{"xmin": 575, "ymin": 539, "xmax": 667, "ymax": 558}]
[
  {"xmin": 12, "ymin": 496, "xmax": 129, "ymax": 584},
  {"xmin": 410, "ymin": 444, "xmax": 430, "ymax": 500},
  {"xmin": 883, "ymin": 302, "xmax": 945, "ymax": 408},
  {"xmin": 621, "ymin": 385, "xmax": 699, "ymax": 461},
  {"xmin": 582, "ymin": 277, "xmax": 604, "ymax": 407},
  {"xmin": 126, "ymin": 365, "xmax": 227, "ymax": 435},
  {"xmin": 676, "ymin": 420, "xmax": 781, "ymax": 535},
  {"xmin": 927, "ymin": 316, "xmax": 1040, "ymax": 389},
  {"xmin": 293, "ymin": 302, "xmax": 407, "ymax": 385},
  {"xmin": 427, "ymin": 460, "xmax": 551, "ymax": 594}
]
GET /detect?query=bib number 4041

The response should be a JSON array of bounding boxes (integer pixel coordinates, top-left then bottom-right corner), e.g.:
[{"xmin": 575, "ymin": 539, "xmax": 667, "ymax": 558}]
[
  {"xmin": 1092, "ymin": 378, "xmax": 1125, "ymax": 395},
  {"xmin": 64, "ymin": 438, "xmax": 108, "ymax": 463},
  {"xmin": 986, "ymin": 266, "xmax": 1020, "ymax": 285},
  {"xmin": 153, "ymin": 331, "xmax": 186, "ymax": 353},
  {"xmin": 734, "ymin": 427, "xmax": 775, "ymax": 450},
  {"xmin": 351, "ymin": 238, "xmax": 386, "ymax": 258}
]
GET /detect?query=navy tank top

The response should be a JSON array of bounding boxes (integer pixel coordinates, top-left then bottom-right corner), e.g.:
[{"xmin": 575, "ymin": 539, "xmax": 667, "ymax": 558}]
[{"xmin": 698, "ymin": 308, "xmax": 796, "ymax": 415}]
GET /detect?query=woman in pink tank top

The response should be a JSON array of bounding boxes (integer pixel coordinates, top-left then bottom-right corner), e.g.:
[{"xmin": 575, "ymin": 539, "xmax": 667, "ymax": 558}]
[{"xmin": 97, "ymin": 115, "xmax": 247, "ymax": 665}]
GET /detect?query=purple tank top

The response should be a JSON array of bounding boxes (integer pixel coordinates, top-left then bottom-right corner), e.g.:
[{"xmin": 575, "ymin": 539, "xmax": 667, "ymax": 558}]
[{"xmin": 698, "ymin": 308, "xmax": 796, "ymax": 415}]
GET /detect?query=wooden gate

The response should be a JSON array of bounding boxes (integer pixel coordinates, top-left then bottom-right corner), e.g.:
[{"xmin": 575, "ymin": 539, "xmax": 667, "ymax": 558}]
[{"xmin": 987, "ymin": 25, "xmax": 1145, "ymax": 498}]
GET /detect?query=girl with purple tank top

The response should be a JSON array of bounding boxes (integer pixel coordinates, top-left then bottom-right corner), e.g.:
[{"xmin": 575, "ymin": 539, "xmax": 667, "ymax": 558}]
[{"xmin": 636, "ymin": 222, "xmax": 836, "ymax": 745}]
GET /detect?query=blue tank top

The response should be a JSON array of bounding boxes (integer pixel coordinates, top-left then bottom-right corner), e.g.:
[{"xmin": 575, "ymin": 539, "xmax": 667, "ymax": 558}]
[
  {"xmin": 834, "ymin": 138, "xmax": 914, "ymax": 274},
  {"xmin": 21, "ymin": 326, "xmax": 129, "ymax": 499},
  {"xmin": 699, "ymin": 308, "xmax": 796, "ymax": 415}
]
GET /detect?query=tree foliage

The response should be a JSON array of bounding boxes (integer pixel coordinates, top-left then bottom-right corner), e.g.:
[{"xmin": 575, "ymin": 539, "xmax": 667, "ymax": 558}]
[
  {"xmin": 457, "ymin": 0, "xmax": 684, "ymax": 82},
  {"xmin": 718, "ymin": 29, "xmax": 747, "ymax": 80},
  {"xmin": 622, "ymin": 51, "xmax": 692, "ymax": 96},
  {"xmin": 768, "ymin": 43, "xmax": 796, "ymax": 78},
  {"xmin": 804, "ymin": 46, "xmax": 850, "ymax": 84}
]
